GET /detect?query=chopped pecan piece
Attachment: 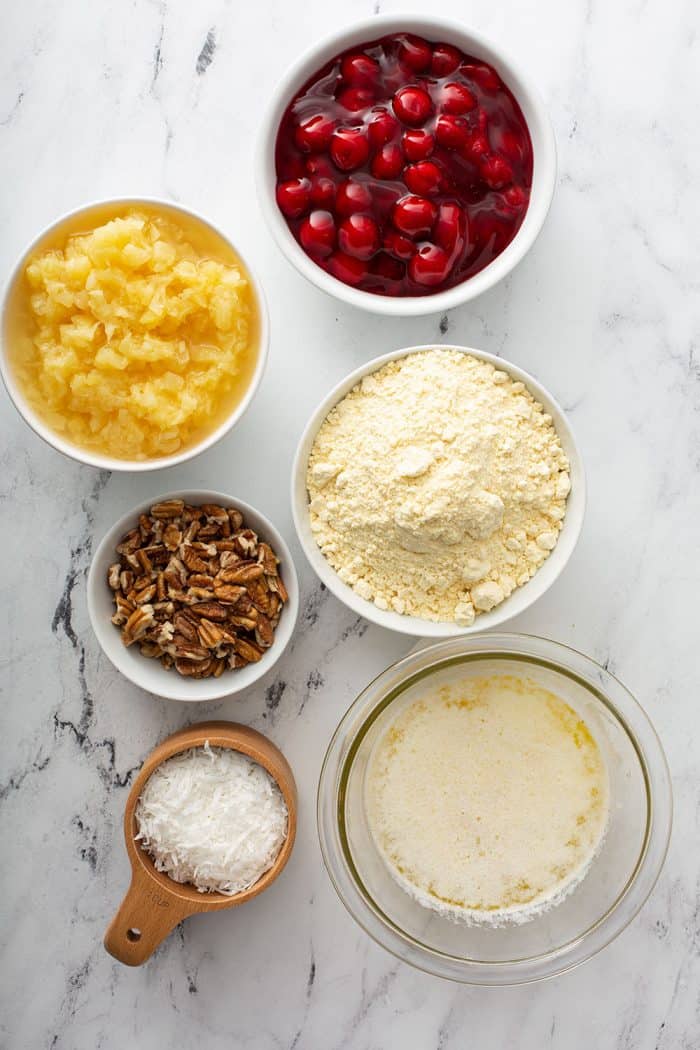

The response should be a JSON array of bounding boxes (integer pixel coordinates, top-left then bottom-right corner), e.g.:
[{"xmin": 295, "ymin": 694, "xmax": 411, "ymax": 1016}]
[
  {"xmin": 218, "ymin": 562, "xmax": 264, "ymax": 584},
  {"xmin": 233, "ymin": 637, "xmax": 263, "ymax": 663},
  {"xmin": 218, "ymin": 548, "xmax": 240, "ymax": 564},
  {"xmin": 122, "ymin": 605, "xmax": 155, "ymax": 646},
  {"xmin": 258, "ymin": 543, "xmax": 279, "ymax": 574},
  {"xmin": 173, "ymin": 612, "xmax": 199, "ymax": 642},
  {"xmin": 133, "ymin": 584, "xmax": 157, "ymax": 605},
  {"xmin": 201, "ymin": 503, "xmax": 228, "ymax": 521},
  {"xmin": 139, "ymin": 641, "xmax": 162, "ymax": 659},
  {"xmin": 198, "ymin": 618, "xmax": 225, "ymax": 649},
  {"xmin": 174, "ymin": 642, "xmax": 210, "ymax": 662},
  {"xmin": 188, "ymin": 573, "xmax": 214, "ymax": 589},
  {"xmin": 227, "ymin": 614, "xmax": 258, "ymax": 631},
  {"xmin": 136, "ymin": 549, "xmax": 153, "ymax": 575},
  {"xmin": 120, "ymin": 569, "xmax": 135, "ymax": 593},
  {"xmin": 228, "ymin": 508, "xmax": 244, "ymax": 530},
  {"xmin": 116, "ymin": 529, "xmax": 141, "ymax": 555},
  {"xmin": 175, "ymin": 657, "xmax": 202, "ymax": 677},
  {"xmin": 181, "ymin": 546, "xmax": 210, "ymax": 574},
  {"xmin": 151, "ymin": 499, "xmax": 185, "ymax": 519},
  {"xmin": 213, "ymin": 584, "xmax": 246, "ymax": 604},
  {"xmin": 267, "ymin": 573, "xmax": 289, "ymax": 603},
  {"xmin": 254, "ymin": 615, "xmax": 274, "ymax": 649},
  {"xmin": 111, "ymin": 595, "xmax": 134, "ymax": 626},
  {"xmin": 189, "ymin": 601, "xmax": 228, "ymax": 621},
  {"xmin": 162, "ymin": 524, "xmax": 182, "ymax": 551},
  {"xmin": 188, "ymin": 586, "xmax": 216, "ymax": 601}
]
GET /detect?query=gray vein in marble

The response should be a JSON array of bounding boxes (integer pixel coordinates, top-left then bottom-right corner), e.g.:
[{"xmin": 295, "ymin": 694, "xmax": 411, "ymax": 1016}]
[
  {"xmin": 0, "ymin": 90, "xmax": 24, "ymax": 126},
  {"xmin": 196, "ymin": 28, "xmax": 217, "ymax": 76}
]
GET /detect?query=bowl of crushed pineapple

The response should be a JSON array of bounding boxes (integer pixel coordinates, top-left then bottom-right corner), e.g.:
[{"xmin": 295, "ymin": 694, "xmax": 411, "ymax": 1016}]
[{"xmin": 0, "ymin": 198, "xmax": 268, "ymax": 470}]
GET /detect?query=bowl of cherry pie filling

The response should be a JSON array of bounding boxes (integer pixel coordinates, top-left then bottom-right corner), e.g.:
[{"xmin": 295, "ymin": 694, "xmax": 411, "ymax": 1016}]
[{"xmin": 258, "ymin": 16, "xmax": 556, "ymax": 315}]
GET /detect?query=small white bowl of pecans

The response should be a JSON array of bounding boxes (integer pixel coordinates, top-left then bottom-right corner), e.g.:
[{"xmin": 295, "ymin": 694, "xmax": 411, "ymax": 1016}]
[{"xmin": 87, "ymin": 490, "xmax": 299, "ymax": 701}]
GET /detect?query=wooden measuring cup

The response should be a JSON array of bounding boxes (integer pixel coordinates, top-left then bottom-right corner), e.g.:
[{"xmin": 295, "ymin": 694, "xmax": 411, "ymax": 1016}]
[{"xmin": 104, "ymin": 721, "xmax": 297, "ymax": 966}]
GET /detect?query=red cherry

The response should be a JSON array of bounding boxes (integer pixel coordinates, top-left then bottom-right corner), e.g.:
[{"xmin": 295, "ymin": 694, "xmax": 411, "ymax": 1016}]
[
  {"xmin": 462, "ymin": 62, "xmax": 502, "ymax": 92},
  {"xmin": 276, "ymin": 178, "xmax": 311, "ymax": 218},
  {"xmin": 393, "ymin": 86, "xmax": 433, "ymax": 126},
  {"xmin": 330, "ymin": 251, "xmax": 367, "ymax": 285},
  {"xmin": 338, "ymin": 214, "xmax": 380, "ymax": 260},
  {"xmin": 402, "ymin": 129, "xmax": 435, "ymax": 162},
  {"xmin": 472, "ymin": 212, "xmax": 509, "ymax": 252},
  {"xmin": 461, "ymin": 131, "xmax": 489, "ymax": 160},
  {"xmin": 392, "ymin": 195, "xmax": 437, "ymax": 237},
  {"xmin": 330, "ymin": 127, "xmax": 369, "ymax": 171},
  {"xmin": 371, "ymin": 142, "xmax": 404, "ymax": 180},
  {"xmin": 340, "ymin": 53, "xmax": 380, "ymax": 86},
  {"xmin": 295, "ymin": 113, "xmax": 335, "ymax": 153},
  {"xmin": 499, "ymin": 129, "xmax": 524, "ymax": 163},
  {"xmin": 310, "ymin": 176, "xmax": 336, "ymax": 208},
  {"xmin": 480, "ymin": 154, "xmax": 513, "ymax": 189},
  {"xmin": 370, "ymin": 253, "xmax": 405, "ymax": 281},
  {"xmin": 283, "ymin": 156, "xmax": 307, "ymax": 179},
  {"xmin": 430, "ymin": 44, "xmax": 462, "ymax": 77},
  {"xmin": 503, "ymin": 184, "xmax": 528, "ymax": 208},
  {"xmin": 337, "ymin": 86, "xmax": 374, "ymax": 112},
  {"xmin": 305, "ymin": 156, "xmax": 335, "ymax": 180},
  {"xmin": 368, "ymin": 109, "xmax": 399, "ymax": 148},
  {"xmin": 335, "ymin": 178, "xmax": 373, "ymax": 216},
  {"xmin": 441, "ymin": 82, "xmax": 476, "ymax": 115},
  {"xmin": 404, "ymin": 160, "xmax": 442, "ymax": 196},
  {"xmin": 435, "ymin": 114, "xmax": 470, "ymax": 151},
  {"xmin": 434, "ymin": 202, "xmax": 465, "ymax": 251},
  {"xmin": 397, "ymin": 34, "xmax": 432, "ymax": 73},
  {"xmin": 300, "ymin": 210, "xmax": 336, "ymax": 258},
  {"xmin": 408, "ymin": 243, "xmax": 452, "ymax": 286},
  {"xmin": 383, "ymin": 229, "xmax": 415, "ymax": 260}
]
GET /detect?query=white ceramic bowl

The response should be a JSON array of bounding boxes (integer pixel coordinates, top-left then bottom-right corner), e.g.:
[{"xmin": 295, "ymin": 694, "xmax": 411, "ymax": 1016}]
[
  {"xmin": 257, "ymin": 14, "xmax": 556, "ymax": 317},
  {"xmin": 292, "ymin": 345, "xmax": 585, "ymax": 637},
  {"xmin": 88, "ymin": 490, "xmax": 299, "ymax": 702},
  {"xmin": 0, "ymin": 198, "xmax": 269, "ymax": 471}
]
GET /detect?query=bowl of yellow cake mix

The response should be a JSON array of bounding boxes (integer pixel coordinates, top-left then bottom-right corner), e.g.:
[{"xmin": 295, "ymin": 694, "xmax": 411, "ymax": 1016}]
[
  {"xmin": 318, "ymin": 634, "xmax": 672, "ymax": 984},
  {"xmin": 1, "ymin": 199, "xmax": 268, "ymax": 470}
]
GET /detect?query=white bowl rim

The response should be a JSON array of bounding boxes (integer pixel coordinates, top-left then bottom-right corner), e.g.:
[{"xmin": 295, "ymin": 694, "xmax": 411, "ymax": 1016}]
[
  {"xmin": 256, "ymin": 12, "xmax": 557, "ymax": 317},
  {"xmin": 87, "ymin": 489, "xmax": 299, "ymax": 701},
  {"xmin": 0, "ymin": 196, "xmax": 270, "ymax": 472},
  {"xmin": 291, "ymin": 344, "xmax": 586, "ymax": 637}
]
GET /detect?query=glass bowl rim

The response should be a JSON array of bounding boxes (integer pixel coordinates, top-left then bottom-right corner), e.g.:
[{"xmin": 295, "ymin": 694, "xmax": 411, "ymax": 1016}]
[{"xmin": 317, "ymin": 633, "xmax": 672, "ymax": 985}]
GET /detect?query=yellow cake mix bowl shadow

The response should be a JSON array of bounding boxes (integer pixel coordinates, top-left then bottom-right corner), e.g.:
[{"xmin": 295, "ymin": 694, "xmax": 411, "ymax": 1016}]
[
  {"xmin": 1, "ymin": 198, "xmax": 268, "ymax": 471},
  {"xmin": 317, "ymin": 633, "xmax": 672, "ymax": 985}
]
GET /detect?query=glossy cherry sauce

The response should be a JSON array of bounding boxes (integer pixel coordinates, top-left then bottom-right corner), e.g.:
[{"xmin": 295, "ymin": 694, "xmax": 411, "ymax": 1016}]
[{"xmin": 274, "ymin": 34, "xmax": 533, "ymax": 297}]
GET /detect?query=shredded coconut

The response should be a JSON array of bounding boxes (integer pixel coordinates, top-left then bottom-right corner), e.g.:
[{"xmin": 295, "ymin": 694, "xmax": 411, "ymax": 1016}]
[
  {"xmin": 135, "ymin": 743, "xmax": 288, "ymax": 895},
  {"xmin": 306, "ymin": 349, "xmax": 571, "ymax": 624}
]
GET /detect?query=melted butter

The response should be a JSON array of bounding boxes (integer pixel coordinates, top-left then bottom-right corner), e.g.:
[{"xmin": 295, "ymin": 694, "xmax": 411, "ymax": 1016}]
[{"xmin": 365, "ymin": 674, "xmax": 609, "ymax": 920}]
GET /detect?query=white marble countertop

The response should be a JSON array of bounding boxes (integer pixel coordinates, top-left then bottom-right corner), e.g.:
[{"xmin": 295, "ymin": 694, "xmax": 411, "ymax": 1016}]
[{"xmin": 1, "ymin": 0, "xmax": 697, "ymax": 1046}]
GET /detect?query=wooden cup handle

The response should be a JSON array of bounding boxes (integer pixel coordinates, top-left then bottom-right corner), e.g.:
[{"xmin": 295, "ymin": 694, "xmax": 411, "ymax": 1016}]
[{"xmin": 104, "ymin": 867, "xmax": 191, "ymax": 966}]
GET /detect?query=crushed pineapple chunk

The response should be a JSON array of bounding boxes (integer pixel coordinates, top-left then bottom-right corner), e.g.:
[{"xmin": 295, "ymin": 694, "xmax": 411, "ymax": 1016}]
[{"xmin": 10, "ymin": 206, "xmax": 257, "ymax": 460}]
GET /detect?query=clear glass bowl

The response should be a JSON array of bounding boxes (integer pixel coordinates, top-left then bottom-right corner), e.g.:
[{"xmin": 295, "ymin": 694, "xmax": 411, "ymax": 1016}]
[{"xmin": 318, "ymin": 634, "xmax": 672, "ymax": 985}]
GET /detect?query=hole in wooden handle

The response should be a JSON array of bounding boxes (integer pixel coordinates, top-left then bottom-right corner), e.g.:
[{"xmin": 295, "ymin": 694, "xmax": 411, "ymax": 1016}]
[{"xmin": 104, "ymin": 870, "xmax": 190, "ymax": 966}]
